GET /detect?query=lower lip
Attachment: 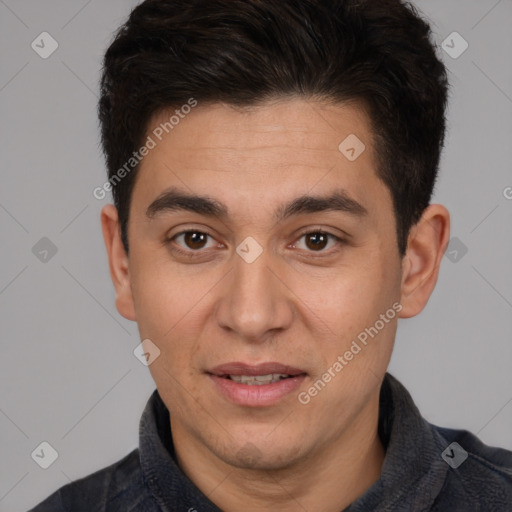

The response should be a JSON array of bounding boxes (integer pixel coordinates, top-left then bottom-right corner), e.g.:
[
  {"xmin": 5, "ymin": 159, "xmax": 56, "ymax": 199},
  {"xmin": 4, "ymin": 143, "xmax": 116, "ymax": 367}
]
[{"xmin": 209, "ymin": 374, "xmax": 306, "ymax": 407}]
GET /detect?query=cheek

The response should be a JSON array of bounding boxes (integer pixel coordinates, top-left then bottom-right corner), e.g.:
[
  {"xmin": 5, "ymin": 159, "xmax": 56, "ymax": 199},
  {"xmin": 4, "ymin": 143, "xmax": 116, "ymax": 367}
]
[
  {"xmin": 129, "ymin": 249, "xmax": 214, "ymax": 337},
  {"xmin": 293, "ymin": 261, "xmax": 393, "ymax": 331},
  {"xmin": 291, "ymin": 256, "xmax": 399, "ymax": 374},
  {"xmin": 301, "ymin": 273, "xmax": 398, "ymax": 412},
  {"xmin": 128, "ymin": 254, "xmax": 223, "ymax": 391},
  {"xmin": 131, "ymin": 264, "xmax": 207, "ymax": 402}
]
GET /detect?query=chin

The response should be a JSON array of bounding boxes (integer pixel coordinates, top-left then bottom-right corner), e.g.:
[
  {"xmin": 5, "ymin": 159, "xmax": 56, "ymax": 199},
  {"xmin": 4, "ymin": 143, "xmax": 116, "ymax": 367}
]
[{"xmin": 218, "ymin": 436, "xmax": 305, "ymax": 471}]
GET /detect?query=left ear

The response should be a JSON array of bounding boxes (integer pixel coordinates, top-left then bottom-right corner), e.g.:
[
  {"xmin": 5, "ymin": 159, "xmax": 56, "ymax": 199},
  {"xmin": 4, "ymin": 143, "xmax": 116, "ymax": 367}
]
[{"xmin": 398, "ymin": 204, "xmax": 450, "ymax": 318}]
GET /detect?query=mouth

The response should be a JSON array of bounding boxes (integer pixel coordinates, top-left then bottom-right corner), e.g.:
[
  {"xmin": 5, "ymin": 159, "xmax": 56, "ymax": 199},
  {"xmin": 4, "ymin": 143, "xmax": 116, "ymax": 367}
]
[
  {"xmin": 207, "ymin": 362, "xmax": 307, "ymax": 407},
  {"xmin": 220, "ymin": 373, "xmax": 294, "ymax": 385}
]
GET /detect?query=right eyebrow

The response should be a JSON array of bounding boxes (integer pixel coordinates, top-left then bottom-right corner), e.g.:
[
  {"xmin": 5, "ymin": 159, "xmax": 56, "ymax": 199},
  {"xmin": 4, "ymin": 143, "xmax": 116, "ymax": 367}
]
[{"xmin": 146, "ymin": 187, "xmax": 229, "ymax": 219}]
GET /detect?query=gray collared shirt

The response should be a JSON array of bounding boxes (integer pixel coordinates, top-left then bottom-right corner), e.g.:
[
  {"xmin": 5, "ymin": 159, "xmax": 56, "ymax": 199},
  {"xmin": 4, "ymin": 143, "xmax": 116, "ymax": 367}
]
[{"xmin": 29, "ymin": 373, "xmax": 512, "ymax": 511}]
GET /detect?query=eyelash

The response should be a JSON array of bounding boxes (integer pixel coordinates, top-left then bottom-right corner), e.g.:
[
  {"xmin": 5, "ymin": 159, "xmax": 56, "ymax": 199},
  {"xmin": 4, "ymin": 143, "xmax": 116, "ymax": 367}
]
[{"xmin": 166, "ymin": 229, "xmax": 346, "ymax": 259}]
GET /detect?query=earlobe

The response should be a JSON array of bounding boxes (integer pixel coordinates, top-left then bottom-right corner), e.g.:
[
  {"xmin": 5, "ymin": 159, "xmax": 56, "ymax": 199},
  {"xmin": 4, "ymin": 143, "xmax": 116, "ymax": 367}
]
[
  {"xmin": 100, "ymin": 204, "xmax": 137, "ymax": 321},
  {"xmin": 398, "ymin": 204, "xmax": 450, "ymax": 318}
]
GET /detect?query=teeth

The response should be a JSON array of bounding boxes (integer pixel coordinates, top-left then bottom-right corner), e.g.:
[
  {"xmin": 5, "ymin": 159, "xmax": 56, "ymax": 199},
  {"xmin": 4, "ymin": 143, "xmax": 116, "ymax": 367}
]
[{"xmin": 229, "ymin": 373, "xmax": 289, "ymax": 385}]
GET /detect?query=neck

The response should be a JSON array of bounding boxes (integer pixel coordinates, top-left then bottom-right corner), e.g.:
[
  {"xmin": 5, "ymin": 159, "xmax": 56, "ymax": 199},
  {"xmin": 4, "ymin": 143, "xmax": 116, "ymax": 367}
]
[{"xmin": 172, "ymin": 391, "xmax": 385, "ymax": 512}]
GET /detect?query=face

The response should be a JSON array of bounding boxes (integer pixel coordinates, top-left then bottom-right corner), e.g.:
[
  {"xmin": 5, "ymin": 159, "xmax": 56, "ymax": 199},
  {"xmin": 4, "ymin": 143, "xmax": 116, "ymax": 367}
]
[{"xmin": 114, "ymin": 99, "xmax": 406, "ymax": 470}]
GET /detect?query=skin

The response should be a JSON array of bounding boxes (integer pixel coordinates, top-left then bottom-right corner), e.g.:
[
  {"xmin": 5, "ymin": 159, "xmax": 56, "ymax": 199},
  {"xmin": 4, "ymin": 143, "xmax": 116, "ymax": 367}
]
[{"xmin": 101, "ymin": 98, "xmax": 450, "ymax": 512}]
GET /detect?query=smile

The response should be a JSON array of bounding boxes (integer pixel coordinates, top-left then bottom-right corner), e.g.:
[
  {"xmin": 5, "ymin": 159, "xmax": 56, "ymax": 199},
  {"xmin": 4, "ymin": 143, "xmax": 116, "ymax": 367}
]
[
  {"xmin": 224, "ymin": 374, "xmax": 291, "ymax": 385},
  {"xmin": 207, "ymin": 362, "xmax": 307, "ymax": 407}
]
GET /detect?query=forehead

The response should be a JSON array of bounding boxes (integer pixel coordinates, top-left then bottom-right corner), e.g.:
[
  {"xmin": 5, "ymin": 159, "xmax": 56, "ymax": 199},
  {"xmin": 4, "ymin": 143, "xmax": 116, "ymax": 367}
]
[
  {"xmin": 132, "ymin": 98, "xmax": 392, "ymax": 223},
  {"xmin": 147, "ymin": 98, "xmax": 374, "ymax": 160}
]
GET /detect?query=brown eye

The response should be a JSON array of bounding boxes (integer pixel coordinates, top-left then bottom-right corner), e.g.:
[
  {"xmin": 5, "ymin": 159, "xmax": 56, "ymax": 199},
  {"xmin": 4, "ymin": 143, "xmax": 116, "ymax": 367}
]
[
  {"xmin": 171, "ymin": 231, "xmax": 216, "ymax": 252},
  {"xmin": 183, "ymin": 231, "xmax": 209, "ymax": 249},
  {"xmin": 304, "ymin": 232, "xmax": 329, "ymax": 251},
  {"xmin": 293, "ymin": 231, "xmax": 343, "ymax": 254}
]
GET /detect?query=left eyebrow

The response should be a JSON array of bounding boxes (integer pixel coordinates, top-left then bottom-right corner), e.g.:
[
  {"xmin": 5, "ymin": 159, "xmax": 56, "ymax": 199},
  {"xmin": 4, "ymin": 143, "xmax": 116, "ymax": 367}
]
[{"xmin": 273, "ymin": 189, "xmax": 368, "ymax": 222}]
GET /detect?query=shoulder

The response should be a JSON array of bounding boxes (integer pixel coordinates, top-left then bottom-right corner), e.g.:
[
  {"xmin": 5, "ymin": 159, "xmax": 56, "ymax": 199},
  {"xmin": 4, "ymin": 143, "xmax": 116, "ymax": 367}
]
[
  {"xmin": 28, "ymin": 448, "xmax": 156, "ymax": 511},
  {"xmin": 432, "ymin": 424, "xmax": 512, "ymax": 509}
]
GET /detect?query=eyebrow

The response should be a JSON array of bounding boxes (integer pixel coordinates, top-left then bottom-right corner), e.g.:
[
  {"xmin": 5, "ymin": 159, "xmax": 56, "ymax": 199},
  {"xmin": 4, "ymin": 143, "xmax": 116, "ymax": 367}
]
[{"xmin": 146, "ymin": 186, "xmax": 368, "ymax": 222}]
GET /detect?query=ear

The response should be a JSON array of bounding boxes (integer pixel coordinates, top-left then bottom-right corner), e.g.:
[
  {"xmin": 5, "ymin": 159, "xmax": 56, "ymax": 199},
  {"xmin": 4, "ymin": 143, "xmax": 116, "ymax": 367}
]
[
  {"xmin": 398, "ymin": 204, "xmax": 450, "ymax": 318},
  {"xmin": 100, "ymin": 204, "xmax": 136, "ymax": 321}
]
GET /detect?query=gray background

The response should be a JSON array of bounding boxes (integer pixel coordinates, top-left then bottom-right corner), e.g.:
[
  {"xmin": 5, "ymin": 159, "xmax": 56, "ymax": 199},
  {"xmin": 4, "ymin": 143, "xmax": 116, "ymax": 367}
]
[{"xmin": 1, "ymin": 0, "xmax": 511, "ymax": 510}]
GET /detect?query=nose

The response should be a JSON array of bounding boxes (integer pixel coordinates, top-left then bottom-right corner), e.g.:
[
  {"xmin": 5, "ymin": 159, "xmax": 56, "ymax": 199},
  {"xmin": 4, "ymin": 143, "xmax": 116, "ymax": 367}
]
[{"xmin": 215, "ymin": 247, "xmax": 294, "ymax": 343}]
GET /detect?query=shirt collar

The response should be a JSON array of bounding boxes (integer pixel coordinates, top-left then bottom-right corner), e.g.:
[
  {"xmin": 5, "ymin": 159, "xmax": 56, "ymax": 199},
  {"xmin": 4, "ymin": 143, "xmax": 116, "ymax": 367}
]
[
  {"xmin": 347, "ymin": 373, "xmax": 449, "ymax": 511},
  {"xmin": 139, "ymin": 372, "xmax": 449, "ymax": 511}
]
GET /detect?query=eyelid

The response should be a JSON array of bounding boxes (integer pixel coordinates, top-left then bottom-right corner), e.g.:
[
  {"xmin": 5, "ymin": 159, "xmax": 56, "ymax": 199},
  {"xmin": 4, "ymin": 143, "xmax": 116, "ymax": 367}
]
[
  {"xmin": 294, "ymin": 226, "xmax": 346, "ymax": 239},
  {"xmin": 168, "ymin": 229, "xmax": 221, "ymax": 248},
  {"xmin": 166, "ymin": 225, "xmax": 218, "ymax": 242}
]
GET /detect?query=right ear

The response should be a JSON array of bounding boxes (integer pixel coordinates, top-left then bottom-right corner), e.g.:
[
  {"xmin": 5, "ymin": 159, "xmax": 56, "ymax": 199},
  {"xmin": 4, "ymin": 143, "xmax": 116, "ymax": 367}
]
[{"xmin": 100, "ymin": 204, "xmax": 136, "ymax": 321}]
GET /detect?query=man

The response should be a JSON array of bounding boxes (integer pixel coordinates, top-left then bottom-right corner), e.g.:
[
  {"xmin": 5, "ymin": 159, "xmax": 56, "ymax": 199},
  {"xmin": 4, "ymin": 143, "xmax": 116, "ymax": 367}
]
[{"xmin": 30, "ymin": 0, "xmax": 512, "ymax": 510}]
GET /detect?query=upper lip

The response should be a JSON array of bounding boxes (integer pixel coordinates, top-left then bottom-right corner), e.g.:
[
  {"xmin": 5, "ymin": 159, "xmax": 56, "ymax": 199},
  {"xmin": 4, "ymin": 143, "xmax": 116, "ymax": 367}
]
[{"xmin": 208, "ymin": 362, "xmax": 306, "ymax": 377}]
